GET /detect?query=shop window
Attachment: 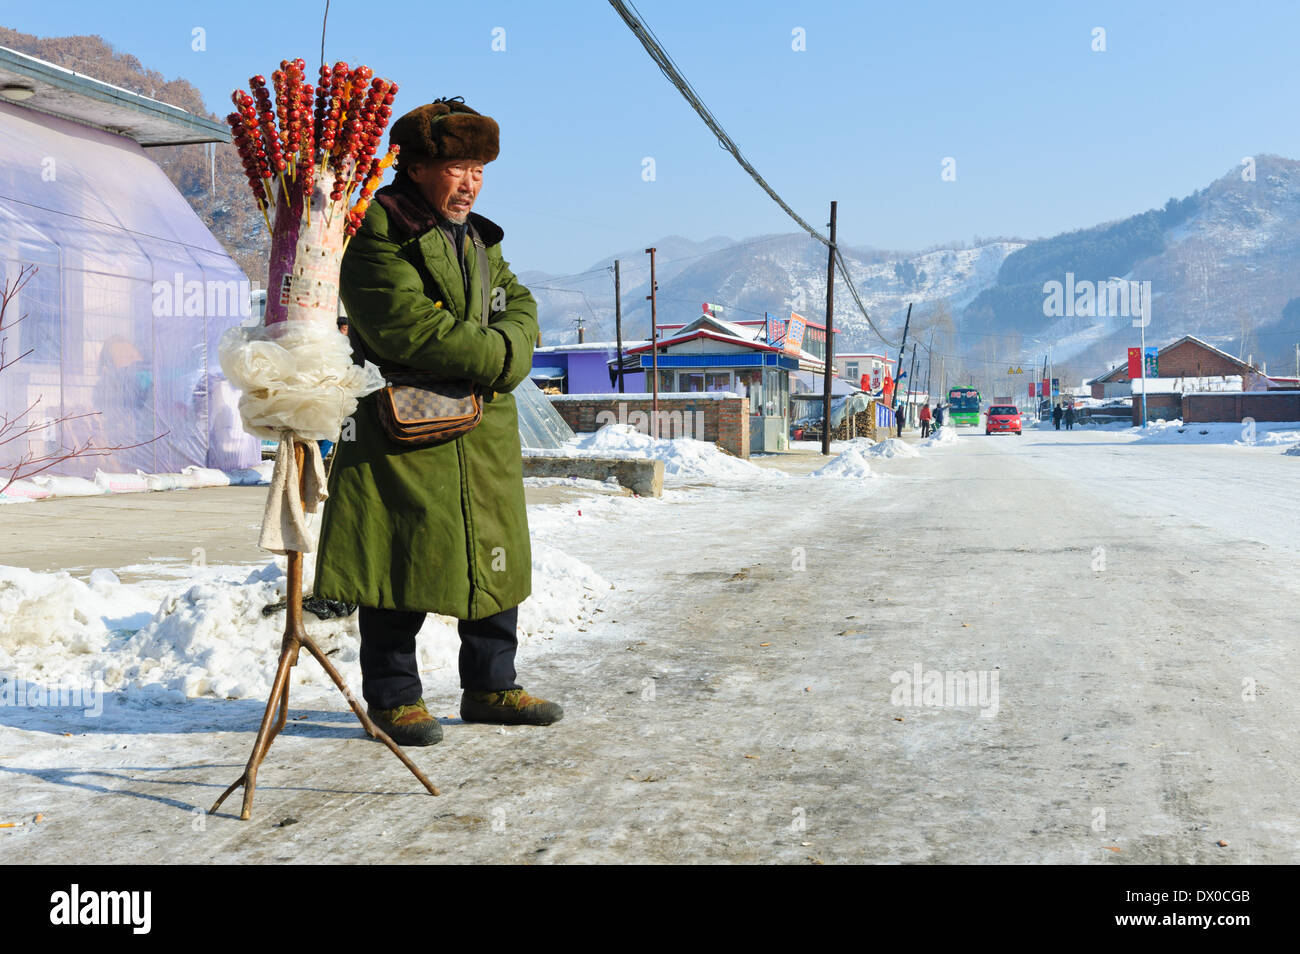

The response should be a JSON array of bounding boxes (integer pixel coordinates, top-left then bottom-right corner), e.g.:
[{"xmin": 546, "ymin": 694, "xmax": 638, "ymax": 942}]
[{"xmin": 735, "ymin": 368, "xmax": 762, "ymax": 413}]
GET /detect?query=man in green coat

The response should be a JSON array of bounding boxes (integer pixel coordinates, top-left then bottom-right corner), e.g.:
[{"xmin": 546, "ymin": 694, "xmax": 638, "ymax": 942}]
[{"xmin": 314, "ymin": 98, "xmax": 562, "ymax": 746}]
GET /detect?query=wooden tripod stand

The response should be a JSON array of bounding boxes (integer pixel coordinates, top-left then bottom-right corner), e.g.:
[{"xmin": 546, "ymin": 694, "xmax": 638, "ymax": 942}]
[{"xmin": 210, "ymin": 440, "xmax": 439, "ymax": 819}]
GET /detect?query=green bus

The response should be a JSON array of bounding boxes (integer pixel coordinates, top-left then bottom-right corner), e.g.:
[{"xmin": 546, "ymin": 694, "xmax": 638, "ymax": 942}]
[{"xmin": 947, "ymin": 385, "xmax": 981, "ymax": 427}]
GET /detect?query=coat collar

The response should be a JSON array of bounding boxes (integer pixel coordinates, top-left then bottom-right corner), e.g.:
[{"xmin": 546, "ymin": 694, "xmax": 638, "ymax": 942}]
[{"xmin": 375, "ymin": 170, "xmax": 504, "ymax": 247}]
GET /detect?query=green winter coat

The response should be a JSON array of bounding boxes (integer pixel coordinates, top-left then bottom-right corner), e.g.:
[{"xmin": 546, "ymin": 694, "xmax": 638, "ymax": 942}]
[{"xmin": 313, "ymin": 196, "xmax": 538, "ymax": 620}]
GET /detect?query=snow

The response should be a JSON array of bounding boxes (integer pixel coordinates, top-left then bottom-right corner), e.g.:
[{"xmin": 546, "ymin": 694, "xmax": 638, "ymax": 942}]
[
  {"xmin": 0, "ymin": 462, "xmax": 273, "ymax": 504},
  {"xmin": 527, "ymin": 423, "xmax": 785, "ymax": 483},
  {"xmin": 853, "ymin": 436, "xmax": 920, "ymax": 459},
  {"xmin": 1125, "ymin": 419, "xmax": 1300, "ymax": 447},
  {"xmin": 0, "ymin": 530, "xmax": 611, "ymax": 709},
  {"xmin": 807, "ymin": 447, "xmax": 878, "ymax": 479},
  {"xmin": 918, "ymin": 425, "xmax": 960, "ymax": 448}
]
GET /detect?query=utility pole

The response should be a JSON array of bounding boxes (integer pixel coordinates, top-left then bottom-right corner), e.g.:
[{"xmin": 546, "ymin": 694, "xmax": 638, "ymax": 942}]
[
  {"xmin": 821, "ymin": 201, "xmax": 837, "ymax": 456},
  {"xmin": 645, "ymin": 247, "xmax": 659, "ymax": 439},
  {"xmin": 924, "ymin": 330, "xmax": 934, "ymax": 403},
  {"xmin": 894, "ymin": 302, "xmax": 912, "ymax": 430},
  {"xmin": 1137, "ymin": 311, "xmax": 1147, "ymax": 428},
  {"xmin": 614, "ymin": 260, "xmax": 624, "ymax": 394},
  {"xmin": 906, "ymin": 342, "xmax": 918, "ymax": 431}
]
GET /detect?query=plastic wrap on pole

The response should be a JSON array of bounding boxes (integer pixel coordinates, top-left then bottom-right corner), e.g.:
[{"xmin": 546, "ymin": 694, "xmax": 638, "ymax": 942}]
[
  {"xmin": 218, "ymin": 319, "xmax": 383, "ymax": 441},
  {"xmin": 217, "ymin": 166, "xmax": 383, "ymax": 442}
]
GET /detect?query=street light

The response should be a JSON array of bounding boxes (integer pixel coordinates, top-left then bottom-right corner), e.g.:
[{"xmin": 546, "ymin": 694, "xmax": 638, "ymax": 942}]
[{"xmin": 1108, "ymin": 277, "xmax": 1147, "ymax": 428}]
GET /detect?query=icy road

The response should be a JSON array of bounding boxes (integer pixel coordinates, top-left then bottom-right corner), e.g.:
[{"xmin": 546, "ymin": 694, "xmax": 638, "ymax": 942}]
[{"xmin": 2, "ymin": 424, "xmax": 1297, "ymax": 863}]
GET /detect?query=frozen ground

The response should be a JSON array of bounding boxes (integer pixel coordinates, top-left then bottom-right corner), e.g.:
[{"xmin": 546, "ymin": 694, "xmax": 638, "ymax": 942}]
[{"xmin": 1, "ymin": 424, "xmax": 1297, "ymax": 863}]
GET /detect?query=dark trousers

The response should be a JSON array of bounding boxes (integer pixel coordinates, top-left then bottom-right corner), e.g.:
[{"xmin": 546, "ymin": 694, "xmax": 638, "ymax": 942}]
[
  {"xmin": 920, "ymin": 420, "xmax": 930, "ymax": 437},
  {"xmin": 358, "ymin": 604, "xmax": 521, "ymax": 709}
]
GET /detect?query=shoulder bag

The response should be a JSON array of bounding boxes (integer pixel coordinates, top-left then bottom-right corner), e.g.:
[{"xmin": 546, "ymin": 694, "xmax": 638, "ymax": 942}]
[{"xmin": 361, "ymin": 225, "xmax": 494, "ymax": 448}]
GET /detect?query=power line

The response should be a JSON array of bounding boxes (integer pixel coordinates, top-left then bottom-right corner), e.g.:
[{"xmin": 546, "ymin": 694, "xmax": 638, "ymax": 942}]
[{"xmin": 608, "ymin": 0, "xmax": 897, "ymax": 349}]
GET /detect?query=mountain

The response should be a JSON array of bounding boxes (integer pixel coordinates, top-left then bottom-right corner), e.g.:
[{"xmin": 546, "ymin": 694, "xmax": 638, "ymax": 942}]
[
  {"xmin": 962, "ymin": 155, "xmax": 1300, "ymax": 378},
  {"xmin": 523, "ymin": 231, "xmax": 1023, "ymax": 354},
  {"xmin": 526, "ymin": 156, "xmax": 1300, "ymax": 393}
]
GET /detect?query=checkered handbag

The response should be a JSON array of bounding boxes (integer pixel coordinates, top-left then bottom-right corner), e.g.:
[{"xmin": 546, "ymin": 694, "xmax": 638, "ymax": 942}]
[
  {"xmin": 377, "ymin": 371, "xmax": 483, "ymax": 446},
  {"xmin": 369, "ymin": 225, "xmax": 493, "ymax": 448}
]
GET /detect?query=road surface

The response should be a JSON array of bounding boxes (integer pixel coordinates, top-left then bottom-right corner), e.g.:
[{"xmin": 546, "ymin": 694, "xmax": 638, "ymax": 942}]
[{"xmin": 2, "ymin": 425, "xmax": 1297, "ymax": 863}]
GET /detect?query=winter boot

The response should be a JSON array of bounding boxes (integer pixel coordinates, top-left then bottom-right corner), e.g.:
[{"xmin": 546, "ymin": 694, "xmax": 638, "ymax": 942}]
[
  {"xmin": 460, "ymin": 688, "xmax": 564, "ymax": 726},
  {"xmin": 366, "ymin": 698, "xmax": 443, "ymax": 746}
]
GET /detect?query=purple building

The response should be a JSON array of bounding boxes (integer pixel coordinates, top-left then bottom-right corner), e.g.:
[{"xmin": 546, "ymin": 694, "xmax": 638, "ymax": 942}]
[{"xmin": 530, "ymin": 340, "xmax": 648, "ymax": 394}]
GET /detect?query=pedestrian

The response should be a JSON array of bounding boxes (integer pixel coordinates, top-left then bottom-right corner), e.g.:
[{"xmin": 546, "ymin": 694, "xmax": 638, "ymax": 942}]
[
  {"xmin": 314, "ymin": 97, "xmax": 562, "ymax": 747},
  {"xmin": 918, "ymin": 402, "xmax": 932, "ymax": 438},
  {"xmin": 1064, "ymin": 403, "xmax": 1075, "ymax": 430},
  {"xmin": 933, "ymin": 403, "xmax": 944, "ymax": 428},
  {"xmin": 1052, "ymin": 403, "xmax": 1063, "ymax": 430},
  {"xmin": 895, "ymin": 401, "xmax": 905, "ymax": 437}
]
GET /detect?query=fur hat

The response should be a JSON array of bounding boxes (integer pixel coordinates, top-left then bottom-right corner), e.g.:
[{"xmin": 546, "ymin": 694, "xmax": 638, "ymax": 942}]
[{"xmin": 389, "ymin": 96, "xmax": 499, "ymax": 165}]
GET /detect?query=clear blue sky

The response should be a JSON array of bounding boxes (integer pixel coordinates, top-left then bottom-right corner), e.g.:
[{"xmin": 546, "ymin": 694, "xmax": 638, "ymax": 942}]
[{"xmin": 5, "ymin": 0, "xmax": 1300, "ymax": 277}]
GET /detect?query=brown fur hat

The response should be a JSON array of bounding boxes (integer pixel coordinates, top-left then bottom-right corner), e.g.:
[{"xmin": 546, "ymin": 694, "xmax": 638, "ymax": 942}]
[{"xmin": 389, "ymin": 97, "xmax": 499, "ymax": 165}]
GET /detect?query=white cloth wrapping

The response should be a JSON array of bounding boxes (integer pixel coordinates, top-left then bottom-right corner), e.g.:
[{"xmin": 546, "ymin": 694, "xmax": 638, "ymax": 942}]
[
  {"xmin": 218, "ymin": 319, "xmax": 385, "ymax": 441},
  {"xmin": 258, "ymin": 434, "xmax": 329, "ymax": 554},
  {"xmin": 219, "ymin": 317, "xmax": 384, "ymax": 554}
]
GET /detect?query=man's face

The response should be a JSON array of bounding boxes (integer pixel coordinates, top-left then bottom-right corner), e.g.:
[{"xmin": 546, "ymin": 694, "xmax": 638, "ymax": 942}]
[{"xmin": 409, "ymin": 158, "xmax": 485, "ymax": 224}]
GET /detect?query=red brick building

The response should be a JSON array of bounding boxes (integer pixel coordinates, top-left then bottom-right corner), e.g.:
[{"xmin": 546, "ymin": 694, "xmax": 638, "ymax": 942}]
[{"xmin": 1087, "ymin": 335, "xmax": 1286, "ymax": 424}]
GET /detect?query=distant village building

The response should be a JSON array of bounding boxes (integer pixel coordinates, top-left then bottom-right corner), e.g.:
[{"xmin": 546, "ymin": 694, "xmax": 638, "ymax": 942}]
[
  {"xmin": 0, "ymin": 45, "xmax": 259, "ymax": 476},
  {"xmin": 833, "ymin": 351, "xmax": 889, "ymax": 393},
  {"xmin": 624, "ymin": 309, "xmax": 837, "ymax": 452},
  {"xmin": 1088, "ymin": 334, "xmax": 1296, "ymax": 425},
  {"xmin": 529, "ymin": 340, "xmax": 649, "ymax": 394}
]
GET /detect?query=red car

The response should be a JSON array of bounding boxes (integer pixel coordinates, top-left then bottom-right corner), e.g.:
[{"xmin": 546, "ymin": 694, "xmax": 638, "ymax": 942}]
[{"xmin": 985, "ymin": 405, "xmax": 1022, "ymax": 435}]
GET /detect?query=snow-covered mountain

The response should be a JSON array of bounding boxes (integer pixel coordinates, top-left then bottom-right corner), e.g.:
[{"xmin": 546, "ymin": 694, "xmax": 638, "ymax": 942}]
[
  {"xmin": 521, "ymin": 233, "xmax": 1022, "ymax": 353},
  {"xmin": 521, "ymin": 155, "xmax": 1300, "ymax": 387},
  {"xmin": 964, "ymin": 154, "xmax": 1300, "ymax": 378}
]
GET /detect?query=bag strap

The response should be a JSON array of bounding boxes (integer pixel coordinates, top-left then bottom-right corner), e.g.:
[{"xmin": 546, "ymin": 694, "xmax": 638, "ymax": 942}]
[{"xmin": 469, "ymin": 223, "xmax": 490, "ymax": 328}]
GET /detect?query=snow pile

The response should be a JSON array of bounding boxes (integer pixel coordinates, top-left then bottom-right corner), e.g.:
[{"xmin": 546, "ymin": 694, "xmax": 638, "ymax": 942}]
[
  {"xmin": 1129, "ymin": 419, "xmax": 1300, "ymax": 447},
  {"xmin": 0, "ymin": 539, "xmax": 611, "ymax": 706},
  {"xmin": 1, "ymin": 462, "xmax": 273, "ymax": 503},
  {"xmin": 919, "ymin": 425, "xmax": 959, "ymax": 448},
  {"xmin": 807, "ymin": 446, "xmax": 878, "ymax": 480},
  {"xmin": 532, "ymin": 423, "xmax": 782, "ymax": 483},
  {"xmin": 854, "ymin": 437, "xmax": 920, "ymax": 459}
]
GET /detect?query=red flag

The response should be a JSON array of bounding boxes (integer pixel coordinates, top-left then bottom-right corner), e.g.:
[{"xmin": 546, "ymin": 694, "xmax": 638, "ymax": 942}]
[{"xmin": 1127, "ymin": 347, "xmax": 1142, "ymax": 378}]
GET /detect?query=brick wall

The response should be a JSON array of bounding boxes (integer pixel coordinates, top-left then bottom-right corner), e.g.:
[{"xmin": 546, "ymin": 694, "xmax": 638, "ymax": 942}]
[
  {"xmin": 1133, "ymin": 392, "xmax": 1182, "ymax": 425},
  {"xmin": 1183, "ymin": 391, "xmax": 1300, "ymax": 423},
  {"xmin": 549, "ymin": 394, "xmax": 751, "ymax": 458}
]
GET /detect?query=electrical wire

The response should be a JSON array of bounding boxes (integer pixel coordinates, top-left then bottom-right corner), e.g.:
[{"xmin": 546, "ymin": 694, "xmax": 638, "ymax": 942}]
[{"xmin": 608, "ymin": 0, "xmax": 898, "ymax": 350}]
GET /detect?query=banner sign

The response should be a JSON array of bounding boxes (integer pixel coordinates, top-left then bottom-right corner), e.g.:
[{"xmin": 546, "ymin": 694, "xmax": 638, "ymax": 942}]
[
  {"xmin": 784, "ymin": 313, "xmax": 807, "ymax": 355},
  {"xmin": 1052, "ymin": 377, "xmax": 1059, "ymax": 397},
  {"xmin": 767, "ymin": 315, "xmax": 787, "ymax": 346},
  {"xmin": 1128, "ymin": 347, "xmax": 1142, "ymax": 378},
  {"xmin": 1144, "ymin": 346, "xmax": 1159, "ymax": 377}
]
